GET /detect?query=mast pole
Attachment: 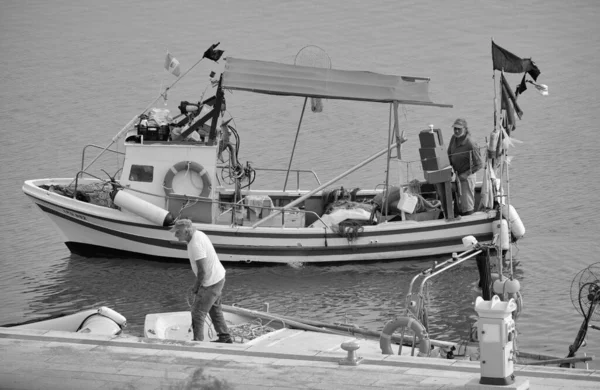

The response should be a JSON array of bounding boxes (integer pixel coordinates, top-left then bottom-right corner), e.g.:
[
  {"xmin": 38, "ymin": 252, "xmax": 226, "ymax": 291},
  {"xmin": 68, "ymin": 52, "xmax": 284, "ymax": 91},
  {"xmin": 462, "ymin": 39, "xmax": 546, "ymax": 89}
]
[
  {"xmin": 382, "ymin": 103, "xmax": 393, "ymax": 219},
  {"xmin": 283, "ymin": 98, "xmax": 308, "ymax": 191},
  {"xmin": 496, "ymin": 70, "xmax": 505, "ymax": 281}
]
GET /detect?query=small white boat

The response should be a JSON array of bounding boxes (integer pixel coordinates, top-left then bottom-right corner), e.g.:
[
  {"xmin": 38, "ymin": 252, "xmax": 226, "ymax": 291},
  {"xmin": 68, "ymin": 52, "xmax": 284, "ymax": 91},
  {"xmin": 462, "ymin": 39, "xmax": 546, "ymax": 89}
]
[
  {"xmin": 1, "ymin": 307, "xmax": 127, "ymax": 336},
  {"xmin": 22, "ymin": 43, "xmax": 525, "ymax": 264},
  {"xmin": 144, "ymin": 303, "xmax": 450, "ymax": 358}
]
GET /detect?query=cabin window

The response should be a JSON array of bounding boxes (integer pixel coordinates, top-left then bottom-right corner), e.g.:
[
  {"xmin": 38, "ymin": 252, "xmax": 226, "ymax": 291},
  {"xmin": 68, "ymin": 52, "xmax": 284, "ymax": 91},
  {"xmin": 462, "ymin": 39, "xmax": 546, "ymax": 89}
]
[{"xmin": 129, "ymin": 165, "xmax": 154, "ymax": 182}]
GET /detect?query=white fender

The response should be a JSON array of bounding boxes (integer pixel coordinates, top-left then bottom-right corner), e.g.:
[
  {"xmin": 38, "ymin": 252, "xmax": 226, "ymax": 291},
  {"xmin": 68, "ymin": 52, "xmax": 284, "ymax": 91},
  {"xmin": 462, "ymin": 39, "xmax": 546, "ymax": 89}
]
[
  {"xmin": 98, "ymin": 306, "xmax": 127, "ymax": 327},
  {"xmin": 112, "ymin": 190, "xmax": 175, "ymax": 227},
  {"xmin": 492, "ymin": 219, "xmax": 510, "ymax": 250},
  {"xmin": 501, "ymin": 204, "xmax": 525, "ymax": 240},
  {"xmin": 488, "ymin": 129, "xmax": 500, "ymax": 153}
]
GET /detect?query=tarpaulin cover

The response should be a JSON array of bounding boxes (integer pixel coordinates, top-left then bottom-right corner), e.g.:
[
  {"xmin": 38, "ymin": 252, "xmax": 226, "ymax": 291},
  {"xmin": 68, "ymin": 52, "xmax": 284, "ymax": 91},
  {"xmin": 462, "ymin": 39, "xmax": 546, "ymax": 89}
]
[{"xmin": 222, "ymin": 57, "xmax": 452, "ymax": 107}]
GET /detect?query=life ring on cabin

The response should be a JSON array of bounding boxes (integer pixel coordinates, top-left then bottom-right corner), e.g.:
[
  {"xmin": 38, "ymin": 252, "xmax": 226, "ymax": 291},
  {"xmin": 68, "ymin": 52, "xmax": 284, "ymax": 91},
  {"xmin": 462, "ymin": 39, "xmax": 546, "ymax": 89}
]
[
  {"xmin": 163, "ymin": 161, "xmax": 211, "ymax": 197},
  {"xmin": 380, "ymin": 316, "xmax": 430, "ymax": 356}
]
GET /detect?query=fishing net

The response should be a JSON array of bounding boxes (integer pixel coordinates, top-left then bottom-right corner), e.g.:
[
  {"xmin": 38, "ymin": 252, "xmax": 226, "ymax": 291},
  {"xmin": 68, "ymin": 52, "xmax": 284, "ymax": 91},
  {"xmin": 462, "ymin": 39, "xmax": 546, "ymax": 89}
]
[
  {"xmin": 40, "ymin": 183, "xmax": 116, "ymax": 208},
  {"xmin": 294, "ymin": 45, "xmax": 332, "ymax": 113},
  {"xmin": 227, "ymin": 318, "xmax": 278, "ymax": 343}
]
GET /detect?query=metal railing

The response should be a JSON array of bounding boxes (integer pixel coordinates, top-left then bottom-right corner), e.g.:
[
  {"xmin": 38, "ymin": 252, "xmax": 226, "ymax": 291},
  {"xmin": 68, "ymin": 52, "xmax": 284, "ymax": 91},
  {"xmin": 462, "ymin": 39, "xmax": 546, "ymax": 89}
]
[
  {"xmin": 251, "ymin": 167, "xmax": 322, "ymax": 191},
  {"xmin": 81, "ymin": 144, "xmax": 125, "ymax": 172}
]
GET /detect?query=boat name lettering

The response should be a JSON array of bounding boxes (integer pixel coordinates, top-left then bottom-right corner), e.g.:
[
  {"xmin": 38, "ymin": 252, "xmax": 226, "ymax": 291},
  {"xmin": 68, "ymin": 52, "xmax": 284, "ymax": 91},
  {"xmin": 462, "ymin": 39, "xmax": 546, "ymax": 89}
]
[{"xmin": 63, "ymin": 209, "xmax": 87, "ymax": 221}]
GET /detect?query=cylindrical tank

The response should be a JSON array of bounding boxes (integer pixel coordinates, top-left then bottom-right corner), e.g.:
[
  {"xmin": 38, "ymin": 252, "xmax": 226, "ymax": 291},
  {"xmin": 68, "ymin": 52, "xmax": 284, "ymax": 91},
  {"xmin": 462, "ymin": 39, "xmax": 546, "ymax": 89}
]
[{"xmin": 112, "ymin": 190, "xmax": 175, "ymax": 227}]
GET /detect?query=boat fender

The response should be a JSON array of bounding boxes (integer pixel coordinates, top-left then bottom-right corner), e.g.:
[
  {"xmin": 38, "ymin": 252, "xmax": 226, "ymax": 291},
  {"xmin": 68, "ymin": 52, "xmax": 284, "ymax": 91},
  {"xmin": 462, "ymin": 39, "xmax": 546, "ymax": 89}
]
[
  {"xmin": 492, "ymin": 219, "xmax": 510, "ymax": 250},
  {"xmin": 487, "ymin": 129, "xmax": 500, "ymax": 157},
  {"xmin": 500, "ymin": 204, "xmax": 525, "ymax": 240},
  {"xmin": 112, "ymin": 189, "xmax": 175, "ymax": 227},
  {"xmin": 163, "ymin": 161, "xmax": 211, "ymax": 198},
  {"xmin": 97, "ymin": 306, "xmax": 127, "ymax": 327},
  {"xmin": 380, "ymin": 316, "xmax": 430, "ymax": 356}
]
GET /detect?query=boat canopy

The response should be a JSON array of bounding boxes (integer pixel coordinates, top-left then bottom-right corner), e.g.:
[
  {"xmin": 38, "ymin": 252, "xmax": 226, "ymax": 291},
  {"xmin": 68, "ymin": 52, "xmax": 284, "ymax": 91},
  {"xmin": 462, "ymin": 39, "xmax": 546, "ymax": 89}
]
[{"xmin": 222, "ymin": 57, "xmax": 452, "ymax": 107}]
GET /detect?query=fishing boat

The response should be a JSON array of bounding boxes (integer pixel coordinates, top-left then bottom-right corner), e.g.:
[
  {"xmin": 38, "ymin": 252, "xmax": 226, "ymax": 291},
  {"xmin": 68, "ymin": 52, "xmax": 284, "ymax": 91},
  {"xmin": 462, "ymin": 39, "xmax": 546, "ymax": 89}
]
[
  {"xmin": 22, "ymin": 43, "xmax": 525, "ymax": 264},
  {"xmin": 1, "ymin": 306, "xmax": 127, "ymax": 336}
]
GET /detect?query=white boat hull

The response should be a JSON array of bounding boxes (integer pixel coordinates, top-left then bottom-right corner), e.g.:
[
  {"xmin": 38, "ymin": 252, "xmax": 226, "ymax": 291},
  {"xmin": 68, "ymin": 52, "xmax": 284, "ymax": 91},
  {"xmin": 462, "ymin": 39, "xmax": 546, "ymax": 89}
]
[
  {"xmin": 144, "ymin": 306, "xmax": 431, "ymax": 357},
  {"xmin": 2, "ymin": 307, "xmax": 126, "ymax": 336},
  {"xmin": 24, "ymin": 178, "xmax": 497, "ymax": 264}
]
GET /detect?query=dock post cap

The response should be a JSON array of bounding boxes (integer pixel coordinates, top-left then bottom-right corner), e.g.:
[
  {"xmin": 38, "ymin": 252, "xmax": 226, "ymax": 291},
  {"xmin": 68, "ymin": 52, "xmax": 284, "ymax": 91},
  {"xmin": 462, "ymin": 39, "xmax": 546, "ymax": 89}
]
[{"xmin": 339, "ymin": 340, "xmax": 363, "ymax": 366}]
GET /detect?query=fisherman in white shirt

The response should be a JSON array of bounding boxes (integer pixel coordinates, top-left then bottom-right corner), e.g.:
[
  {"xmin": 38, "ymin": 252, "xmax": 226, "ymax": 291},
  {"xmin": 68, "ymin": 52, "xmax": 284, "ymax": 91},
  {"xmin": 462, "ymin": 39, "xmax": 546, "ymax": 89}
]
[{"xmin": 171, "ymin": 219, "xmax": 232, "ymax": 343}]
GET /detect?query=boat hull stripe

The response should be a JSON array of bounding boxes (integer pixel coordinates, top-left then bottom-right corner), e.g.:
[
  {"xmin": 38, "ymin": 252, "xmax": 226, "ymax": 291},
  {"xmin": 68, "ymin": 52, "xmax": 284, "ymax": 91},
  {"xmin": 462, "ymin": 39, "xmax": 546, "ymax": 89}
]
[
  {"xmin": 26, "ymin": 192, "xmax": 493, "ymax": 239},
  {"xmin": 35, "ymin": 202, "xmax": 492, "ymax": 258}
]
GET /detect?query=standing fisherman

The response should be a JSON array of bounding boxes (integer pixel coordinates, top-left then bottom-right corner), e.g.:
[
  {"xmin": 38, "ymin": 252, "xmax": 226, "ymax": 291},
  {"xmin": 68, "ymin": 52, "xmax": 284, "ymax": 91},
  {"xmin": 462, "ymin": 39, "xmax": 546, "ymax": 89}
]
[
  {"xmin": 447, "ymin": 118, "xmax": 482, "ymax": 216},
  {"xmin": 171, "ymin": 219, "xmax": 233, "ymax": 343}
]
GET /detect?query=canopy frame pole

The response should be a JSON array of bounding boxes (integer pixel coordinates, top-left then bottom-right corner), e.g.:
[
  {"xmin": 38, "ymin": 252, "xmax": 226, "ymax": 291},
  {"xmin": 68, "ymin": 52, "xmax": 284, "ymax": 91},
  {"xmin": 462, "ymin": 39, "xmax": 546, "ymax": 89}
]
[
  {"xmin": 251, "ymin": 142, "xmax": 399, "ymax": 228},
  {"xmin": 283, "ymin": 97, "xmax": 308, "ymax": 191},
  {"xmin": 382, "ymin": 103, "xmax": 394, "ymax": 220}
]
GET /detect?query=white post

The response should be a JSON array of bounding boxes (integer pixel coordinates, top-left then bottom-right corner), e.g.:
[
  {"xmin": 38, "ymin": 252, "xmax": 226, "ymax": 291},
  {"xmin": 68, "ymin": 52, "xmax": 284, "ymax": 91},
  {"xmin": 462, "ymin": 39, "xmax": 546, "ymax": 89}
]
[{"xmin": 393, "ymin": 101, "xmax": 406, "ymax": 220}]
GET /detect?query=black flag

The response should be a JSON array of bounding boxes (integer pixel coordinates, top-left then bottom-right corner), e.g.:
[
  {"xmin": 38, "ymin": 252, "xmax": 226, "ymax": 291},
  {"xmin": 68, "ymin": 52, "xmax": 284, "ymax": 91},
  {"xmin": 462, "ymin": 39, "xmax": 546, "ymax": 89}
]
[
  {"xmin": 492, "ymin": 41, "xmax": 541, "ymax": 81},
  {"xmin": 203, "ymin": 42, "xmax": 224, "ymax": 62},
  {"xmin": 500, "ymin": 73, "xmax": 523, "ymax": 119},
  {"xmin": 515, "ymin": 74, "xmax": 528, "ymax": 98}
]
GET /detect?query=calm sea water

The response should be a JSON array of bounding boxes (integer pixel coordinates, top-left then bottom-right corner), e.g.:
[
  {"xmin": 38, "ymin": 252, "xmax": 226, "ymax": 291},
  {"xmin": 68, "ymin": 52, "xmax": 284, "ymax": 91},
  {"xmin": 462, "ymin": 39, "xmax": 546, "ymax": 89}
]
[{"xmin": 1, "ymin": 0, "xmax": 600, "ymax": 367}]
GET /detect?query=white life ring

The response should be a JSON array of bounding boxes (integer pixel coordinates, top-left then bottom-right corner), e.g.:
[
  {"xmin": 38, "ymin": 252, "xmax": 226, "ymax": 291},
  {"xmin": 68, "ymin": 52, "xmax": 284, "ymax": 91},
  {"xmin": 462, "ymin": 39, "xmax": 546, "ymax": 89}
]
[
  {"xmin": 380, "ymin": 316, "xmax": 430, "ymax": 356},
  {"xmin": 163, "ymin": 161, "xmax": 211, "ymax": 198}
]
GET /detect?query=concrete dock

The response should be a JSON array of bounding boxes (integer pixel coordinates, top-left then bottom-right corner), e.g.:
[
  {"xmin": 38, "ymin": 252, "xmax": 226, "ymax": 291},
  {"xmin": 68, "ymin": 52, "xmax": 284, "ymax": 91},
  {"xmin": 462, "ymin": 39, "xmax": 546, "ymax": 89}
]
[{"xmin": 1, "ymin": 328, "xmax": 599, "ymax": 390}]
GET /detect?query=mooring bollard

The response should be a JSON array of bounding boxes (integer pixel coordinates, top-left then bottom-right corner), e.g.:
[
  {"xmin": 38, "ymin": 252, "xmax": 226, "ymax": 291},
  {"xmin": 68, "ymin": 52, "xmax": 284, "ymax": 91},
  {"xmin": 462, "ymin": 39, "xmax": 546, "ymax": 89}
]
[{"xmin": 339, "ymin": 340, "xmax": 362, "ymax": 366}]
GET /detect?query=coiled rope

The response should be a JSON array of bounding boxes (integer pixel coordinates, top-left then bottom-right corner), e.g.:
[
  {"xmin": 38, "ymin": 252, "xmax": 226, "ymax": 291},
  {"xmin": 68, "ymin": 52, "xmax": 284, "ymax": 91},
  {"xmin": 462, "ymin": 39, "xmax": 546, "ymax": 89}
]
[{"xmin": 335, "ymin": 220, "xmax": 365, "ymax": 242}]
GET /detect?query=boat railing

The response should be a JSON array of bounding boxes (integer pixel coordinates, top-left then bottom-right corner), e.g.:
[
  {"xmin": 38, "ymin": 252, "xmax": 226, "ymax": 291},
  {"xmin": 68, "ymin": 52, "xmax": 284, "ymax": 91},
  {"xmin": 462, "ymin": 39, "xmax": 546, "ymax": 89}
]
[
  {"xmin": 405, "ymin": 245, "xmax": 484, "ymax": 322},
  {"xmin": 394, "ymin": 243, "xmax": 486, "ymax": 356},
  {"xmin": 71, "ymin": 170, "xmax": 115, "ymax": 199},
  {"xmin": 81, "ymin": 144, "xmax": 125, "ymax": 172},
  {"xmin": 216, "ymin": 197, "xmax": 329, "ymax": 228},
  {"xmin": 250, "ymin": 167, "xmax": 322, "ymax": 191}
]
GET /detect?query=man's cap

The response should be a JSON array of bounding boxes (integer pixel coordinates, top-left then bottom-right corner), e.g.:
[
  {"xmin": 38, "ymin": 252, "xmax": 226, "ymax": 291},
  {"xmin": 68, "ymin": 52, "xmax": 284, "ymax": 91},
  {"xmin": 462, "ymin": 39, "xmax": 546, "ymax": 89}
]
[
  {"xmin": 452, "ymin": 118, "xmax": 467, "ymax": 129},
  {"xmin": 169, "ymin": 218, "xmax": 193, "ymax": 232}
]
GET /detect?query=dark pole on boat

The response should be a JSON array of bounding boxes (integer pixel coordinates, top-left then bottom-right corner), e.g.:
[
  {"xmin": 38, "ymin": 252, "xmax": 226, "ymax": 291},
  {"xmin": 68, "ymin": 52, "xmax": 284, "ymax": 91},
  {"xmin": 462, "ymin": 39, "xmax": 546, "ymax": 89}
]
[
  {"xmin": 492, "ymin": 37, "xmax": 497, "ymax": 131},
  {"xmin": 207, "ymin": 77, "xmax": 224, "ymax": 146},
  {"xmin": 283, "ymin": 97, "xmax": 308, "ymax": 191},
  {"xmin": 251, "ymin": 142, "xmax": 398, "ymax": 228}
]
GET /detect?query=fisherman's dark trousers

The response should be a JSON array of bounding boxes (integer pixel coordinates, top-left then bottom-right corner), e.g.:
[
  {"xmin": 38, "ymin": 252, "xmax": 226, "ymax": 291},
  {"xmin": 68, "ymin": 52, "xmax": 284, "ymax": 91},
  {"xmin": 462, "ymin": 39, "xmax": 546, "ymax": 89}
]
[{"xmin": 191, "ymin": 277, "xmax": 230, "ymax": 341}]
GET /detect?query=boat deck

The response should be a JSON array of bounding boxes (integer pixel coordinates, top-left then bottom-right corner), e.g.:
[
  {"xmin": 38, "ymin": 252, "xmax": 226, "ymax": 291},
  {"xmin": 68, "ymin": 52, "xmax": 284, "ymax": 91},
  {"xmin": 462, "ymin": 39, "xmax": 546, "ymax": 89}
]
[{"xmin": 1, "ymin": 327, "xmax": 598, "ymax": 390}]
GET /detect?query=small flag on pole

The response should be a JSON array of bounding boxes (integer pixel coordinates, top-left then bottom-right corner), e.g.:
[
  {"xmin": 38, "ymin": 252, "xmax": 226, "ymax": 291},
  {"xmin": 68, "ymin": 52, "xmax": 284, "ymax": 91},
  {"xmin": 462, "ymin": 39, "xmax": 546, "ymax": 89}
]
[
  {"xmin": 515, "ymin": 74, "xmax": 549, "ymax": 98},
  {"xmin": 203, "ymin": 42, "xmax": 224, "ymax": 62},
  {"xmin": 528, "ymin": 80, "xmax": 549, "ymax": 96},
  {"xmin": 164, "ymin": 52, "xmax": 181, "ymax": 77}
]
